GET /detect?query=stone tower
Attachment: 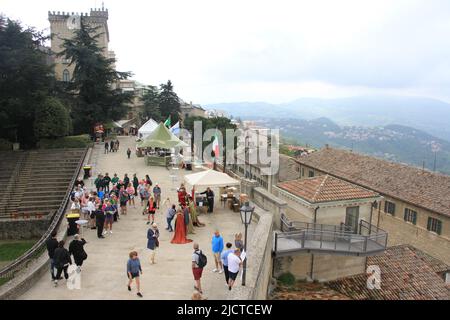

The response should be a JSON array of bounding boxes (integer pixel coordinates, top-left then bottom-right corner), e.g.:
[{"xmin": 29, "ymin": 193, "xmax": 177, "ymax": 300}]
[{"xmin": 48, "ymin": 7, "xmax": 110, "ymax": 81}]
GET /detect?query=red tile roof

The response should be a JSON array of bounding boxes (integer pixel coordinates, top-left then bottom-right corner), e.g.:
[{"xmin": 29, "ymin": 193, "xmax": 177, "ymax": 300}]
[
  {"xmin": 328, "ymin": 245, "xmax": 450, "ymax": 300},
  {"xmin": 277, "ymin": 175, "xmax": 379, "ymax": 204},
  {"xmin": 295, "ymin": 147, "xmax": 450, "ymax": 217}
]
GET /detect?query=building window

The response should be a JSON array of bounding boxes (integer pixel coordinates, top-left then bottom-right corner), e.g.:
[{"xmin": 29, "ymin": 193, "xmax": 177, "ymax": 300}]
[
  {"xmin": 427, "ymin": 217, "xmax": 442, "ymax": 235},
  {"xmin": 384, "ymin": 201, "xmax": 396, "ymax": 216},
  {"xmin": 62, "ymin": 69, "xmax": 70, "ymax": 82},
  {"xmin": 308, "ymin": 170, "xmax": 314, "ymax": 178},
  {"xmin": 404, "ymin": 208, "xmax": 417, "ymax": 225}
]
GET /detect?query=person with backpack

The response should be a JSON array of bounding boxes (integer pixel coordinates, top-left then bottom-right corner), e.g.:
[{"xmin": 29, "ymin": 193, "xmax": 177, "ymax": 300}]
[
  {"xmin": 69, "ymin": 234, "xmax": 88, "ymax": 270},
  {"xmin": 192, "ymin": 243, "xmax": 207, "ymax": 294},
  {"xmin": 53, "ymin": 240, "xmax": 72, "ymax": 287},
  {"xmin": 46, "ymin": 230, "xmax": 59, "ymax": 280}
]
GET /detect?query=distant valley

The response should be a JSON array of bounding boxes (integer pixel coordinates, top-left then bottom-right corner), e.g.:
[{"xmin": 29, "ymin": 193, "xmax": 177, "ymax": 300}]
[{"xmin": 208, "ymin": 95, "xmax": 450, "ymax": 174}]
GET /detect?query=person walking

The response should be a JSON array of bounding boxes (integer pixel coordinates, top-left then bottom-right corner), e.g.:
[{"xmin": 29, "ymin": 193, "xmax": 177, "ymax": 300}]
[
  {"xmin": 227, "ymin": 249, "xmax": 243, "ymax": 291},
  {"xmin": 115, "ymin": 139, "xmax": 120, "ymax": 152},
  {"xmin": 200, "ymin": 187, "xmax": 215, "ymax": 213},
  {"xmin": 221, "ymin": 243, "xmax": 234, "ymax": 285},
  {"xmin": 146, "ymin": 196, "xmax": 157, "ymax": 225},
  {"xmin": 211, "ymin": 230, "xmax": 224, "ymax": 273},
  {"xmin": 192, "ymin": 243, "xmax": 207, "ymax": 294},
  {"xmin": 46, "ymin": 230, "xmax": 59, "ymax": 281},
  {"xmin": 153, "ymin": 184, "xmax": 162, "ymax": 209},
  {"xmin": 95, "ymin": 205, "xmax": 106, "ymax": 238},
  {"xmin": 53, "ymin": 240, "xmax": 72, "ymax": 287},
  {"xmin": 69, "ymin": 235, "xmax": 87, "ymax": 270},
  {"xmin": 166, "ymin": 204, "xmax": 176, "ymax": 232},
  {"xmin": 127, "ymin": 251, "xmax": 143, "ymax": 298},
  {"xmin": 127, "ymin": 148, "xmax": 132, "ymax": 159},
  {"xmin": 110, "ymin": 140, "xmax": 114, "ymax": 153},
  {"xmin": 147, "ymin": 223, "xmax": 160, "ymax": 264},
  {"xmin": 104, "ymin": 141, "xmax": 109, "ymax": 154}
]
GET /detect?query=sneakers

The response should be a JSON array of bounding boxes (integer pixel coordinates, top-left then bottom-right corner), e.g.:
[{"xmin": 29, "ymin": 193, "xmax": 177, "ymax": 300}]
[
  {"xmin": 146, "ymin": 221, "xmax": 150, "ymax": 225},
  {"xmin": 103, "ymin": 230, "xmax": 107, "ymax": 235},
  {"xmin": 137, "ymin": 292, "xmax": 143, "ymax": 298},
  {"xmin": 128, "ymin": 285, "xmax": 131, "ymax": 291},
  {"xmin": 54, "ymin": 280, "xmax": 58, "ymax": 287},
  {"xmin": 212, "ymin": 269, "xmax": 218, "ymax": 273},
  {"xmin": 219, "ymin": 269, "xmax": 224, "ymax": 274},
  {"xmin": 109, "ymin": 230, "xmax": 113, "ymax": 234}
]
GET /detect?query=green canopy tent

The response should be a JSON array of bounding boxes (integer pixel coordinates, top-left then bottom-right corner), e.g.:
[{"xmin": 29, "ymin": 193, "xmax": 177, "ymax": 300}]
[
  {"xmin": 137, "ymin": 122, "xmax": 188, "ymax": 167},
  {"xmin": 137, "ymin": 122, "xmax": 188, "ymax": 149}
]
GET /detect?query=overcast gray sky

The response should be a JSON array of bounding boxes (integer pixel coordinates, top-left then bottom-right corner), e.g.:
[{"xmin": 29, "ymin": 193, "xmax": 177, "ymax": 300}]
[{"xmin": 2, "ymin": 0, "xmax": 450, "ymax": 104}]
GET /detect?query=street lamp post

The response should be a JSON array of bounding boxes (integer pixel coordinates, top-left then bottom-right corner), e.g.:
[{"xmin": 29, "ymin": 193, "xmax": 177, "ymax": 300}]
[{"xmin": 240, "ymin": 202, "xmax": 255, "ymax": 286}]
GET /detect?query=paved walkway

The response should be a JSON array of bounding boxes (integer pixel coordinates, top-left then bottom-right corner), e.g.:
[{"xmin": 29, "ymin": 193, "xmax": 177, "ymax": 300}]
[{"xmin": 19, "ymin": 136, "xmax": 253, "ymax": 300}]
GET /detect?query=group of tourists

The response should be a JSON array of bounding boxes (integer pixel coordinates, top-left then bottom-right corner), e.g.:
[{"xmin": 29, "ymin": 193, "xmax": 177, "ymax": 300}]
[
  {"xmin": 104, "ymin": 139, "xmax": 120, "ymax": 154},
  {"xmin": 46, "ymin": 231, "xmax": 88, "ymax": 287},
  {"xmin": 190, "ymin": 230, "xmax": 244, "ymax": 296}
]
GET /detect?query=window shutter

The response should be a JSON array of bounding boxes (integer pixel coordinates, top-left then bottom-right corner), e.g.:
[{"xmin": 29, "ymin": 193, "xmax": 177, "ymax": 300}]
[
  {"xmin": 427, "ymin": 217, "xmax": 432, "ymax": 231},
  {"xmin": 437, "ymin": 220, "xmax": 442, "ymax": 235}
]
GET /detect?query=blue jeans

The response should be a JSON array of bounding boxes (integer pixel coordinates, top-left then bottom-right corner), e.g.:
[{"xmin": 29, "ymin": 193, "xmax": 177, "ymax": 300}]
[
  {"xmin": 50, "ymin": 259, "xmax": 56, "ymax": 280},
  {"xmin": 167, "ymin": 217, "xmax": 174, "ymax": 231}
]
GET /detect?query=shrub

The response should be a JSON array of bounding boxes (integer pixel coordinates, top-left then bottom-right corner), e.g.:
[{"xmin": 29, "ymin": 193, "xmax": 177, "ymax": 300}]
[
  {"xmin": 38, "ymin": 134, "xmax": 92, "ymax": 149},
  {"xmin": 0, "ymin": 138, "xmax": 12, "ymax": 151},
  {"xmin": 277, "ymin": 272, "xmax": 296, "ymax": 286}
]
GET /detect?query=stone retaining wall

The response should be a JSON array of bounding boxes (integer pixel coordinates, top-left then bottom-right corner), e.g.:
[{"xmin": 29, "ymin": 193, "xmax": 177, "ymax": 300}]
[{"xmin": 0, "ymin": 218, "xmax": 51, "ymax": 241}]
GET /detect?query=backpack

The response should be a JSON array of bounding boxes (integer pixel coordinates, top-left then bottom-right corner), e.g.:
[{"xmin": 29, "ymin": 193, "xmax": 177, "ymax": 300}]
[{"xmin": 195, "ymin": 250, "xmax": 207, "ymax": 268}]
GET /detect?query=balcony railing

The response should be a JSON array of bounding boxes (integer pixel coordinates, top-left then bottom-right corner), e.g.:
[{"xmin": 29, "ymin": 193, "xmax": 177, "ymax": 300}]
[{"xmin": 274, "ymin": 214, "xmax": 388, "ymax": 257}]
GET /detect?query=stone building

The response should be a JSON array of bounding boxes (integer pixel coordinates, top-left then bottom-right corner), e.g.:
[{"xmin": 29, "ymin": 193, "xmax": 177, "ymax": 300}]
[
  {"xmin": 292, "ymin": 146, "xmax": 450, "ymax": 265},
  {"xmin": 179, "ymin": 101, "xmax": 206, "ymax": 121},
  {"xmin": 273, "ymin": 175, "xmax": 385, "ymax": 282},
  {"xmin": 48, "ymin": 7, "xmax": 110, "ymax": 82}
]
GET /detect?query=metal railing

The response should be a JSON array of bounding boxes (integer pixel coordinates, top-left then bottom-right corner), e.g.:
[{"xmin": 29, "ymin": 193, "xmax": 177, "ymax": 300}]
[
  {"xmin": 0, "ymin": 148, "xmax": 88, "ymax": 285},
  {"xmin": 275, "ymin": 214, "xmax": 388, "ymax": 256}
]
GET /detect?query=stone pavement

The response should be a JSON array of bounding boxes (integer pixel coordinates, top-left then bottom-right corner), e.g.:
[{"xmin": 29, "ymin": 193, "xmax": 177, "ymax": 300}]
[{"xmin": 19, "ymin": 136, "xmax": 254, "ymax": 300}]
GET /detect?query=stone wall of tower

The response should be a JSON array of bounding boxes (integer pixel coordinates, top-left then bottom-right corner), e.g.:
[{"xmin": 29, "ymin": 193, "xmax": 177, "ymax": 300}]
[{"xmin": 48, "ymin": 8, "xmax": 109, "ymax": 81}]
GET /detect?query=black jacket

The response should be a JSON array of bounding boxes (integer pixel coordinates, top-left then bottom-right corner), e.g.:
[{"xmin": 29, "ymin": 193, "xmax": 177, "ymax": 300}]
[
  {"xmin": 95, "ymin": 209, "xmax": 105, "ymax": 225},
  {"xmin": 46, "ymin": 238, "xmax": 58, "ymax": 259},
  {"xmin": 53, "ymin": 247, "xmax": 72, "ymax": 268},
  {"xmin": 69, "ymin": 239, "xmax": 87, "ymax": 260}
]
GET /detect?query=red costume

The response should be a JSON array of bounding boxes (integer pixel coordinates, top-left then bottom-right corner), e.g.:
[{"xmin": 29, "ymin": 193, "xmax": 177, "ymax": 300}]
[{"xmin": 171, "ymin": 212, "xmax": 192, "ymax": 244}]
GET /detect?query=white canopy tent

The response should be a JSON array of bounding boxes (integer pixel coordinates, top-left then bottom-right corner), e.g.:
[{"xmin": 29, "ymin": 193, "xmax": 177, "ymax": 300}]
[
  {"xmin": 184, "ymin": 169, "xmax": 240, "ymax": 188},
  {"xmin": 137, "ymin": 118, "xmax": 158, "ymax": 140}
]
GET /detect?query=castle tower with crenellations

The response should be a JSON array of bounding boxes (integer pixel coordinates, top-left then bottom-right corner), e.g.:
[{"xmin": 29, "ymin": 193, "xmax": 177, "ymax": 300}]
[{"xmin": 48, "ymin": 7, "xmax": 111, "ymax": 81}]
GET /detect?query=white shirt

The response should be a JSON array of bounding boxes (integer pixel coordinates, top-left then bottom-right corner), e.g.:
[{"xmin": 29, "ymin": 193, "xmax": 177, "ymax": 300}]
[{"xmin": 227, "ymin": 253, "xmax": 241, "ymax": 273}]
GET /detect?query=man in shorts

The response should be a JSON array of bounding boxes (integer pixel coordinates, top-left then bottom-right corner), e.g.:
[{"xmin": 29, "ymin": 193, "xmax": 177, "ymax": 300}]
[
  {"xmin": 192, "ymin": 243, "xmax": 204, "ymax": 294},
  {"xmin": 211, "ymin": 230, "xmax": 224, "ymax": 273},
  {"xmin": 227, "ymin": 248, "xmax": 242, "ymax": 291}
]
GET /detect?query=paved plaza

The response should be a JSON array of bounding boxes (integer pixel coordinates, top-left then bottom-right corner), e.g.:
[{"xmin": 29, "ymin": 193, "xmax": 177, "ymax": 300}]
[{"xmin": 19, "ymin": 136, "xmax": 254, "ymax": 300}]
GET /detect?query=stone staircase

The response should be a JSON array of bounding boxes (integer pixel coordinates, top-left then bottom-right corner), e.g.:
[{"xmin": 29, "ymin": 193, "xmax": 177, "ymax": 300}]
[{"xmin": 0, "ymin": 149, "xmax": 86, "ymax": 219}]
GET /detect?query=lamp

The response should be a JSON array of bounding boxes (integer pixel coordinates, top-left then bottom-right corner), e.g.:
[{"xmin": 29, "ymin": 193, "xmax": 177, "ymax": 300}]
[{"xmin": 239, "ymin": 201, "xmax": 254, "ymax": 286}]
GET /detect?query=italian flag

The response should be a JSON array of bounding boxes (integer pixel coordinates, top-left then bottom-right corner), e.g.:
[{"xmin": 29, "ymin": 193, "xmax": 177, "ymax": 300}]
[{"xmin": 212, "ymin": 131, "xmax": 220, "ymax": 158}]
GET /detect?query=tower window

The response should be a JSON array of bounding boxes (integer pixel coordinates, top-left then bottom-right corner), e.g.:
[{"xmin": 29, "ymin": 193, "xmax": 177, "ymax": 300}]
[{"xmin": 63, "ymin": 69, "xmax": 70, "ymax": 82}]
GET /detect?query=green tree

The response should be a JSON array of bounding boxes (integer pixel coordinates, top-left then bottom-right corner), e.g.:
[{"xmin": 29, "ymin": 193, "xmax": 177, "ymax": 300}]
[
  {"xmin": 59, "ymin": 20, "xmax": 132, "ymax": 134},
  {"xmin": 159, "ymin": 80, "xmax": 180, "ymax": 124},
  {"xmin": 34, "ymin": 97, "xmax": 71, "ymax": 139},
  {"xmin": 0, "ymin": 17, "xmax": 63, "ymax": 147},
  {"xmin": 141, "ymin": 85, "xmax": 163, "ymax": 122}
]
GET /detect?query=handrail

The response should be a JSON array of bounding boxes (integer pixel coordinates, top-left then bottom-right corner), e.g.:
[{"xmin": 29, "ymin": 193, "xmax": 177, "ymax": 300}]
[{"xmin": 0, "ymin": 147, "xmax": 88, "ymax": 282}]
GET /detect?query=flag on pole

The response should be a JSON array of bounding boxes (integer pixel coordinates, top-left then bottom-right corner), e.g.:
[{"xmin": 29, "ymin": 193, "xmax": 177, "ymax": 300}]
[
  {"xmin": 170, "ymin": 121, "xmax": 180, "ymax": 135},
  {"xmin": 212, "ymin": 131, "xmax": 220, "ymax": 159},
  {"xmin": 164, "ymin": 116, "xmax": 171, "ymax": 128}
]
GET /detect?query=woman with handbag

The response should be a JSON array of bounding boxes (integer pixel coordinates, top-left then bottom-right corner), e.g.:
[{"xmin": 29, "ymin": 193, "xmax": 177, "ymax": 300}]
[{"xmin": 147, "ymin": 223, "xmax": 160, "ymax": 264}]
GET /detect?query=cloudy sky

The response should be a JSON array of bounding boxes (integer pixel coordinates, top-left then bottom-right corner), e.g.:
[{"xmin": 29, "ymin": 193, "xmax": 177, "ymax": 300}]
[{"xmin": 2, "ymin": 0, "xmax": 450, "ymax": 104}]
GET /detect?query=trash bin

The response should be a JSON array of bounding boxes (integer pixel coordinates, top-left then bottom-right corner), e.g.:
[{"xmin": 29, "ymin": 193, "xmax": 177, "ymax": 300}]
[
  {"xmin": 67, "ymin": 213, "xmax": 80, "ymax": 236},
  {"xmin": 83, "ymin": 166, "xmax": 92, "ymax": 180}
]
